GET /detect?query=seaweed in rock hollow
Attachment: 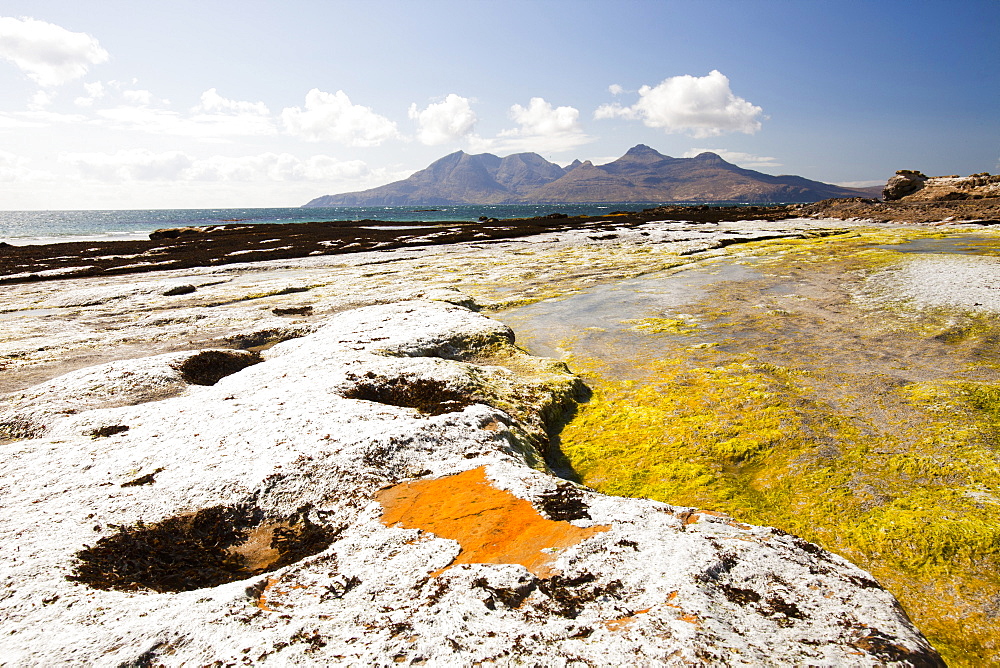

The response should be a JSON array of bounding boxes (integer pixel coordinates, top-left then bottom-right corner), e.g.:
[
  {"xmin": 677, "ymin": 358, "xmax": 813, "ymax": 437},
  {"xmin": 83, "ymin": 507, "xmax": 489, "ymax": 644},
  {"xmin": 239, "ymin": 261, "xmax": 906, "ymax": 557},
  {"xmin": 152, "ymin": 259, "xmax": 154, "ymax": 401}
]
[{"xmin": 69, "ymin": 504, "xmax": 338, "ymax": 592}]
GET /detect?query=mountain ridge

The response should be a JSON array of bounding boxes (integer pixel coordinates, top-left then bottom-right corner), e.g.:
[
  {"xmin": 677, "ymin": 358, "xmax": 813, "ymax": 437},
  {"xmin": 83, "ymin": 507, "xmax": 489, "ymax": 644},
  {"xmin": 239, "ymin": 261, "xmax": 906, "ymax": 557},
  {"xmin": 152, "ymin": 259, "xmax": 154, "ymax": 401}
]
[{"xmin": 304, "ymin": 145, "xmax": 875, "ymax": 206}]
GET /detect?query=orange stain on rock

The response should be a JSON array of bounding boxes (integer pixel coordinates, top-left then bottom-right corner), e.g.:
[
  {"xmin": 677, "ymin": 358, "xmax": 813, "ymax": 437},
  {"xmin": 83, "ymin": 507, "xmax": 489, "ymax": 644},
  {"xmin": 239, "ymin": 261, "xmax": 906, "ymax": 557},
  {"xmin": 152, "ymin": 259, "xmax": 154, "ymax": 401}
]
[
  {"xmin": 376, "ymin": 467, "xmax": 609, "ymax": 578},
  {"xmin": 603, "ymin": 607, "xmax": 652, "ymax": 631}
]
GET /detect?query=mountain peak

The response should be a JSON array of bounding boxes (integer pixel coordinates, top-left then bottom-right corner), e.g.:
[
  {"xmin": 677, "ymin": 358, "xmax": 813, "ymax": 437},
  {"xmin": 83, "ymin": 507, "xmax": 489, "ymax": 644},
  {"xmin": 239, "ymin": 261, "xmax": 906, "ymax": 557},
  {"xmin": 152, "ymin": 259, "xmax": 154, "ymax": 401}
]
[
  {"xmin": 623, "ymin": 144, "xmax": 666, "ymax": 158},
  {"xmin": 690, "ymin": 151, "xmax": 727, "ymax": 165},
  {"xmin": 304, "ymin": 144, "xmax": 871, "ymax": 206}
]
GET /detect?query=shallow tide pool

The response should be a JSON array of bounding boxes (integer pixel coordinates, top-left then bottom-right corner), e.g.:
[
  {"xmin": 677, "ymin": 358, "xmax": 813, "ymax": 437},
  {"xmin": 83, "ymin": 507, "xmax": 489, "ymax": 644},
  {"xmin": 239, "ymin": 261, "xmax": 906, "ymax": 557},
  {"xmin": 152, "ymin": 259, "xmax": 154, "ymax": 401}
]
[{"xmin": 497, "ymin": 230, "xmax": 1000, "ymax": 665}]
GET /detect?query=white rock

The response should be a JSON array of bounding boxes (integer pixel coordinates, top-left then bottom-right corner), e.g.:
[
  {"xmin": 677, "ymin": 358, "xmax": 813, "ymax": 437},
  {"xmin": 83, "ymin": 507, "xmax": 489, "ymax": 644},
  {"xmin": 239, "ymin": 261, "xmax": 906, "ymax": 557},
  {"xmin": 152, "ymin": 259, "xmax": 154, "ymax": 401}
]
[{"xmin": 0, "ymin": 300, "xmax": 941, "ymax": 665}]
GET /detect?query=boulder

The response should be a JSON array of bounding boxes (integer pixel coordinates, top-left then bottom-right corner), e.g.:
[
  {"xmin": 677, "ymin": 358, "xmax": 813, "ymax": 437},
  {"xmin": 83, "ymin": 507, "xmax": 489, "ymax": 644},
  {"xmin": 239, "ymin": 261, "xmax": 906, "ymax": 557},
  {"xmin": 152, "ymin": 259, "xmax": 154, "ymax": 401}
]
[
  {"xmin": 149, "ymin": 226, "xmax": 208, "ymax": 240},
  {"xmin": 882, "ymin": 170, "xmax": 928, "ymax": 201},
  {"xmin": 0, "ymin": 300, "xmax": 942, "ymax": 665}
]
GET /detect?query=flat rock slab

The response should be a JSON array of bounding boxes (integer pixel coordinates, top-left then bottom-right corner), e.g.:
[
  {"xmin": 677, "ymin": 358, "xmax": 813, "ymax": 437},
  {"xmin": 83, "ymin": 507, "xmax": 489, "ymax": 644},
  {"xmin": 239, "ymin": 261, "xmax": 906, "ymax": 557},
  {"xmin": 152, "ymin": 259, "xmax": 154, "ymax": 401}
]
[{"xmin": 0, "ymin": 300, "xmax": 941, "ymax": 665}]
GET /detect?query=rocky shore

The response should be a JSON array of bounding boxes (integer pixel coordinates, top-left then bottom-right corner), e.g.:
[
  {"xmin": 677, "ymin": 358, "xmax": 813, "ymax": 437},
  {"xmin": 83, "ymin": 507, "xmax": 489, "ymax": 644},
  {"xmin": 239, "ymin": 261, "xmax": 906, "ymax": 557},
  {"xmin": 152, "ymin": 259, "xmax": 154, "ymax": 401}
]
[
  {"xmin": 3, "ymin": 196, "xmax": 997, "ymax": 286},
  {"xmin": 1, "ymin": 295, "xmax": 941, "ymax": 665},
  {"xmin": 3, "ymin": 200, "xmax": 999, "ymax": 663},
  {"xmin": 798, "ymin": 196, "xmax": 1000, "ymax": 225},
  {"xmin": 0, "ymin": 206, "xmax": 802, "ymax": 285}
]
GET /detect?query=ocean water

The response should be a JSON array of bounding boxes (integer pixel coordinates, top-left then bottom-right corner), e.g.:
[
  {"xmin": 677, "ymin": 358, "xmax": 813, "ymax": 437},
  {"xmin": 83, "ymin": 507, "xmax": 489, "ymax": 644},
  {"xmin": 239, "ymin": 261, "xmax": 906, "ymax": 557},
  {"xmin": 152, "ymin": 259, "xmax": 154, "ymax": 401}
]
[{"xmin": 0, "ymin": 203, "xmax": 673, "ymax": 245}]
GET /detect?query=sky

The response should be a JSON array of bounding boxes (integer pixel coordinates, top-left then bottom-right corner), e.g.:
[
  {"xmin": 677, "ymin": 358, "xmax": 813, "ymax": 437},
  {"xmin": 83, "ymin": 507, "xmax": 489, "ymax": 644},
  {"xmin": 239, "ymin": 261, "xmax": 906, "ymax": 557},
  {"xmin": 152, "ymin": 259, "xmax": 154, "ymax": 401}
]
[{"xmin": 0, "ymin": 0, "xmax": 997, "ymax": 210}]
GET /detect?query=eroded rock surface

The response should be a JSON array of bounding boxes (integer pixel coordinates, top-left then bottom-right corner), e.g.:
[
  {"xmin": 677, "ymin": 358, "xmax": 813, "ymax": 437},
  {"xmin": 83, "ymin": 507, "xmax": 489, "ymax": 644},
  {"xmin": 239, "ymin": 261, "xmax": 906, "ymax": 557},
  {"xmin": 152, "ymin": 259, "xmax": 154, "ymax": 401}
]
[{"xmin": 0, "ymin": 299, "xmax": 941, "ymax": 665}]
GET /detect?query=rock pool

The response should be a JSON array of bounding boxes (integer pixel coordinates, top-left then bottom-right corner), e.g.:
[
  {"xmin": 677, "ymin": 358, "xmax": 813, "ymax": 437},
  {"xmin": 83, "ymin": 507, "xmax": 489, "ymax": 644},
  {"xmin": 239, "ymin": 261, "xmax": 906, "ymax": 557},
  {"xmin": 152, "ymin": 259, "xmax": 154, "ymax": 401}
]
[{"xmin": 498, "ymin": 228, "xmax": 1000, "ymax": 665}]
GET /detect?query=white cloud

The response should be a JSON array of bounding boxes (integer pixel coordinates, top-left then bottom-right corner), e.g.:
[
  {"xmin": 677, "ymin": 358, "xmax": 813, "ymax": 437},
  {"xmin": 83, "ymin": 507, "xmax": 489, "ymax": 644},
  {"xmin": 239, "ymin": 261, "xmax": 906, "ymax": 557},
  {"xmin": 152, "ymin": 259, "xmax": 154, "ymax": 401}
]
[
  {"xmin": 596, "ymin": 70, "xmax": 764, "ymax": 138},
  {"xmin": 122, "ymin": 89, "xmax": 155, "ymax": 106},
  {"xmin": 0, "ymin": 150, "xmax": 53, "ymax": 182},
  {"xmin": 184, "ymin": 153, "xmax": 372, "ymax": 182},
  {"xmin": 28, "ymin": 89, "xmax": 55, "ymax": 110},
  {"xmin": 0, "ymin": 113, "xmax": 42, "ymax": 128},
  {"xmin": 60, "ymin": 149, "xmax": 376, "ymax": 184},
  {"xmin": 194, "ymin": 88, "xmax": 268, "ymax": 116},
  {"xmin": 61, "ymin": 149, "xmax": 194, "ymax": 181},
  {"xmin": 608, "ymin": 84, "xmax": 624, "ymax": 95},
  {"xmin": 9, "ymin": 109, "xmax": 87, "ymax": 125},
  {"xmin": 95, "ymin": 88, "xmax": 275, "ymax": 138},
  {"xmin": 509, "ymin": 97, "xmax": 581, "ymax": 136},
  {"xmin": 493, "ymin": 97, "xmax": 591, "ymax": 153},
  {"xmin": 593, "ymin": 103, "xmax": 631, "ymax": 121},
  {"xmin": 281, "ymin": 89, "xmax": 399, "ymax": 146},
  {"xmin": 95, "ymin": 106, "xmax": 184, "ymax": 134},
  {"xmin": 189, "ymin": 88, "xmax": 275, "ymax": 137},
  {"xmin": 408, "ymin": 94, "xmax": 477, "ymax": 145},
  {"xmin": 74, "ymin": 80, "xmax": 105, "ymax": 106},
  {"xmin": 0, "ymin": 16, "xmax": 109, "ymax": 87},
  {"xmin": 682, "ymin": 148, "xmax": 781, "ymax": 169}
]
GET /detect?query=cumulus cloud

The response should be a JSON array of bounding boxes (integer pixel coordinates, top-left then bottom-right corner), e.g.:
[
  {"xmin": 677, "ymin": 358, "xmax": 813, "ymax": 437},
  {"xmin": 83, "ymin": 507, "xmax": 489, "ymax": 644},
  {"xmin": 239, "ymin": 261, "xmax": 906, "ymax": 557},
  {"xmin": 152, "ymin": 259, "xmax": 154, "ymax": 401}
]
[
  {"xmin": 595, "ymin": 70, "xmax": 764, "ymax": 138},
  {"xmin": 60, "ymin": 149, "xmax": 375, "ymax": 183},
  {"xmin": 608, "ymin": 84, "xmax": 624, "ymax": 95},
  {"xmin": 194, "ymin": 88, "xmax": 269, "ymax": 116},
  {"xmin": 509, "ymin": 97, "xmax": 581, "ymax": 136},
  {"xmin": 493, "ymin": 97, "xmax": 591, "ymax": 153},
  {"xmin": 94, "ymin": 88, "xmax": 275, "ymax": 138},
  {"xmin": 281, "ymin": 89, "xmax": 399, "ymax": 146},
  {"xmin": 682, "ymin": 148, "xmax": 781, "ymax": 169},
  {"xmin": 189, "ymin": 88, "xmax": 275, "ymax": 136},
  {"xmin": 0, "ymin": 16, "xmax": 109, "ymax": 86},
  {"xmin": 408, "ymin": 94, "xmax": 477, "ymax": 145}
]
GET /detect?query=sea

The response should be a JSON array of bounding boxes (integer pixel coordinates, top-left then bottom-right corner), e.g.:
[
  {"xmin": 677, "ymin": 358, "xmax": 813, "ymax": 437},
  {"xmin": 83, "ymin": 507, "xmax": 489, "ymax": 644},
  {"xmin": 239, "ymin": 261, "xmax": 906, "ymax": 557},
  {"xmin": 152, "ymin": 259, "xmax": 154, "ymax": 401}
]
[{"xmin": 0, "ymin": 203, "xmax": 679, "ymax": 246}]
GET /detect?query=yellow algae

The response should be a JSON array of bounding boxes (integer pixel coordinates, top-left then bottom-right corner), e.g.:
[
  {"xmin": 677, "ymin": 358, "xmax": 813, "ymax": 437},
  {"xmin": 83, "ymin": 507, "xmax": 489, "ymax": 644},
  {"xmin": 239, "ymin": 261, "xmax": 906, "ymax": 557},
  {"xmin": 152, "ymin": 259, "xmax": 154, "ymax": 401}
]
[
  {"xmin": 625, "ymin": 317, "xmax": 698, "ymax": 335},
  {"xmin": 547, "ymin": 229, "xmax": 1000, "ymax": 665},
  {"xmin": 562, "ymin": 356, "xmax": 1000, "ymax": 664}
]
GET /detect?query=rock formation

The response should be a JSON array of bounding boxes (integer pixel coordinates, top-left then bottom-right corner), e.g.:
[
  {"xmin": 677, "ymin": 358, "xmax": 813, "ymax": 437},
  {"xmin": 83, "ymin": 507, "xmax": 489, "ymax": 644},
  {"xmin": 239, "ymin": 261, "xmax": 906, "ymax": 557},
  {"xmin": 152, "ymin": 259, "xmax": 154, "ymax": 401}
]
[
  {"xmin": 0, "ymin": 296, "xmax": 942, "ymax": 665},
  {"xmin": 884, "ymin": 169, "xmax": 1000, "ymax": 202},
  {"xmin": 882, "ymin": 170, "xmax": 929, "ymax": 201}
]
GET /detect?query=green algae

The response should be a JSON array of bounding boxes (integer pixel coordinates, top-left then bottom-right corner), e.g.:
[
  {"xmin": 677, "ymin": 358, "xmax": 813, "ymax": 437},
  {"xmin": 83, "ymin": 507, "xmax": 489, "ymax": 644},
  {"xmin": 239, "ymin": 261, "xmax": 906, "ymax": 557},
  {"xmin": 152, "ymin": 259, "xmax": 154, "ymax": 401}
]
[{"xmin": 546, "ymin": 228, "xmax": 1000, "ymax": 666}]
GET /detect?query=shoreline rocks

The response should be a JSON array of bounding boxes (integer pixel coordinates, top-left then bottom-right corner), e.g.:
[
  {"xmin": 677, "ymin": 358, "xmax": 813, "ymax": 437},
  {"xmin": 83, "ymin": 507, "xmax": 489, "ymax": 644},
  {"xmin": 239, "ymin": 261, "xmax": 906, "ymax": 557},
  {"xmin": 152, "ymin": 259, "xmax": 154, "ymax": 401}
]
[
  {"xmin": 884, "ymin": 169, "xmax": 1000, "ymax": 203},
  {"xmin": 797, "ymin": 196, "xmax": 1000, "ymax": 224},
  {"xmin": 0, "ymin": 298, "xmax": 942, "ymax": 665}
]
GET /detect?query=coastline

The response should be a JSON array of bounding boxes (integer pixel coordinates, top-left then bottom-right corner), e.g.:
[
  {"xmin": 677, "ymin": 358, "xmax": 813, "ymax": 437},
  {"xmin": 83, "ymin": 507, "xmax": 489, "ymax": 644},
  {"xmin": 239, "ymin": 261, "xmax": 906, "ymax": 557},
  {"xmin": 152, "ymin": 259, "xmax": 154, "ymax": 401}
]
[
  {"xmin": 2, "ymin": 200, "xmax": 999, "ymax": 662},
  {"xmin": 3, "ymin": 199, "xmax": 997, "ymax": 285},
  {"xmin": 0, "ymin": 205, "xmax": 799, "ymax": 284}
]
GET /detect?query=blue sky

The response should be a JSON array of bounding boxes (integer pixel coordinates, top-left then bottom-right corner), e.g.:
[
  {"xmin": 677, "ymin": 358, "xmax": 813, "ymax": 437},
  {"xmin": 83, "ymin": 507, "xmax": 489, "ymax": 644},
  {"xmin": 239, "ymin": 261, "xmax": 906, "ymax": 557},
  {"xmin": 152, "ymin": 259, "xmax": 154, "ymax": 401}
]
[{"xmin": 0, "ymin": 0, "xmax": 997, "ymax": 209}]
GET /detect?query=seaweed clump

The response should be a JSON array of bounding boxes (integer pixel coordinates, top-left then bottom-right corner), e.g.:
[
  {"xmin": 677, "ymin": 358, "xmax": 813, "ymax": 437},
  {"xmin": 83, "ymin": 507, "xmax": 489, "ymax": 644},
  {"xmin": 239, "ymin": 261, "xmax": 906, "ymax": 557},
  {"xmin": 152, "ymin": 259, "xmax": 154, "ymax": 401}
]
[
  {"xmin": 173, "ymin": 350, "xmax": 261, "ymax": 386},
  {"xmin": 69, "ymin": 505, "xmax": 336, "ymax": 592},
  {"xmin": 343, "ymin": 372, "xmax": 476, "ymax": 416}
]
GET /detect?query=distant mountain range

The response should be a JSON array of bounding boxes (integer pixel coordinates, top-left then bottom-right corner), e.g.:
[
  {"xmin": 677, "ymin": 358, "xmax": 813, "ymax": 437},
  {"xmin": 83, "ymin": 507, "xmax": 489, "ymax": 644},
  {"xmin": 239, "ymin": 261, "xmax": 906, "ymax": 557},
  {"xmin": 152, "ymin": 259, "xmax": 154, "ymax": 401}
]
[{"xmin": 303, "ymin": 144, "xmax": 878, "ymax": 207}]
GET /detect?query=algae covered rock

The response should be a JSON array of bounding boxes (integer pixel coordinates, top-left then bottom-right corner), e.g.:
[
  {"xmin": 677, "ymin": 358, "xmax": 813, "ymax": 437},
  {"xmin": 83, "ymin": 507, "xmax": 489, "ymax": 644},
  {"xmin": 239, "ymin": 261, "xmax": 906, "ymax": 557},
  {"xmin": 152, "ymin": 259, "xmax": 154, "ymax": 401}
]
[{"xmin": 0, "ymin": 300, "xmax": 941, "ymax": 665}]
